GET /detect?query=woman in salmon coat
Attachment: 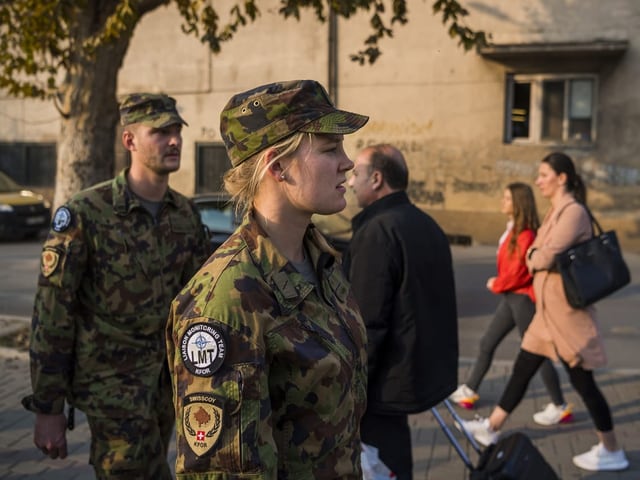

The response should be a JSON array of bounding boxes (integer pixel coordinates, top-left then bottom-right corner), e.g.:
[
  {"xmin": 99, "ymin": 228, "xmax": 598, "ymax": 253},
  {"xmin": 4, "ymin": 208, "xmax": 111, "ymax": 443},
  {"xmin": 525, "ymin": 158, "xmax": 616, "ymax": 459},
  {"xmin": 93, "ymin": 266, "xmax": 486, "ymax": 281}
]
[{"xmin": 459, "ymin": 152, "xmax": 629, "ymax": 473}]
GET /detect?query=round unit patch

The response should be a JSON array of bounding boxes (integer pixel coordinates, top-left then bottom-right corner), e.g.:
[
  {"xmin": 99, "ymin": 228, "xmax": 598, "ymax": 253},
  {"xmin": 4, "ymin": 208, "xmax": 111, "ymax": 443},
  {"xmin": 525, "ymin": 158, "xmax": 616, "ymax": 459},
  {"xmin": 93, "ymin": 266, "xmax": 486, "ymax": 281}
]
[
  {"xmin": 180, "ymin": 323, "xmax": 227, "ymax": 377},
  {"xmin": 52, "ymin": 207, "xmax": 72, "ymax": 232}
]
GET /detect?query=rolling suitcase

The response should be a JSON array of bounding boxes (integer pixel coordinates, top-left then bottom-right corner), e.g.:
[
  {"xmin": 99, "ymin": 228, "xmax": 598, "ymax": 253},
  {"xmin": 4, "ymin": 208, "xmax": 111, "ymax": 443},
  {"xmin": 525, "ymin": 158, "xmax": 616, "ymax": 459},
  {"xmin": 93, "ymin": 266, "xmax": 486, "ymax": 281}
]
[{"xmin": 431, "ymin": 400, "xmax": 560, "ymax": 480}]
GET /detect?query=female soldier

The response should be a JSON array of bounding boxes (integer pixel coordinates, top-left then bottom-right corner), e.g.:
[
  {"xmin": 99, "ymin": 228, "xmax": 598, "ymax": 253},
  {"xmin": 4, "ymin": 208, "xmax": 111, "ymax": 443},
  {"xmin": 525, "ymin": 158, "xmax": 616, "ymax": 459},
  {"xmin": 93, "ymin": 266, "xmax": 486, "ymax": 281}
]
[{"xmin": 166, "ymin": 80, "xmax": 369, "ymax": 479}]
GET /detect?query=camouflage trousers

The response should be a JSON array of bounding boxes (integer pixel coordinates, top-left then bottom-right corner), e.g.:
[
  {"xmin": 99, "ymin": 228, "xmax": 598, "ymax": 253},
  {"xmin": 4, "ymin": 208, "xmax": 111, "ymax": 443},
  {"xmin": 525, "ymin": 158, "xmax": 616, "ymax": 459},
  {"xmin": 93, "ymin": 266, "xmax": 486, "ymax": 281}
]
[{"xmin": 86, "ymin": 368, "xmax": 174, "ymax": 479}]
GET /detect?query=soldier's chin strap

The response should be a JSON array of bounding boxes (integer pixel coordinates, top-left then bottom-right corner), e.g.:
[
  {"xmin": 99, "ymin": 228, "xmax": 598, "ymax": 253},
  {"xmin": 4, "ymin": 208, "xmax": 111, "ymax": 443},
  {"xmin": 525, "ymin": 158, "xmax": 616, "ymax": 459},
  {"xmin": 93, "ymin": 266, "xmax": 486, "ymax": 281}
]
[{"xmin": 67, "ymin": 405, "xmax": 75, "ymax": 431}]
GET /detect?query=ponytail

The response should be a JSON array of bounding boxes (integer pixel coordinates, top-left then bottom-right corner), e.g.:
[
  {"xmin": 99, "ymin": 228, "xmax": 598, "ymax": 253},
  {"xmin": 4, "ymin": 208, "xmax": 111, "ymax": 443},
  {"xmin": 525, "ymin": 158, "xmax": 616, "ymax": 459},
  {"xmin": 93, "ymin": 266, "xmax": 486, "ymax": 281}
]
[
  {"xmin": 541, "ymin": 152, "xmax": 588, "ymax": 205},
  {"xmin": 572, "ymin": 175, "xmax": 587, "ymax": 205}
]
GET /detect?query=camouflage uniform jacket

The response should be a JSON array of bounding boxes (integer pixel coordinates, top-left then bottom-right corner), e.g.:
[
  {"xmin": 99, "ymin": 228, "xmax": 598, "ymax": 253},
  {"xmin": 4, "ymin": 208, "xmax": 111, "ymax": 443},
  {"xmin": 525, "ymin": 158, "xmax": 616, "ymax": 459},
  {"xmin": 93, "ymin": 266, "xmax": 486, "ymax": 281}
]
[
  {"xmin": 167, "ymin": 214, "xmax": 368, "ymax": 479},
  {"xmin": 24, "ymin": 169, "xmax": 209, "ymax": 418}
]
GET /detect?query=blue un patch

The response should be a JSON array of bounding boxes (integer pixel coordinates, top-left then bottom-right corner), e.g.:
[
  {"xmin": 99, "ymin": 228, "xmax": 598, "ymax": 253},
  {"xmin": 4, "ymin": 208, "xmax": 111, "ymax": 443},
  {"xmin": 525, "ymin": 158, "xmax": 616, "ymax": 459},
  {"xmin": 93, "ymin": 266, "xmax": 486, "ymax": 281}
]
[{"xmin": 52, "ymin": 206, "xmax": 72, "ymax": 232}]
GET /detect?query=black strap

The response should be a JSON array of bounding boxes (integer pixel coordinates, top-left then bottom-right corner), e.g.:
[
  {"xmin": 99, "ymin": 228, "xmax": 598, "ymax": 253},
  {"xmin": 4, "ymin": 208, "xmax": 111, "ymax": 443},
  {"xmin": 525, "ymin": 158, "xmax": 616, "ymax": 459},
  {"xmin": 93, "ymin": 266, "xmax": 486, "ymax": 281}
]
[
  {"xmin": 555, "ymin": 201, "xmax": 602, "ymax": 237},
  {"xmin": 67, "ymin": 405, "xmax": 75, "ymax": 431},
  {"xmin": 582, "ymin": 205, "xmax": 603, "ymax": 237}
]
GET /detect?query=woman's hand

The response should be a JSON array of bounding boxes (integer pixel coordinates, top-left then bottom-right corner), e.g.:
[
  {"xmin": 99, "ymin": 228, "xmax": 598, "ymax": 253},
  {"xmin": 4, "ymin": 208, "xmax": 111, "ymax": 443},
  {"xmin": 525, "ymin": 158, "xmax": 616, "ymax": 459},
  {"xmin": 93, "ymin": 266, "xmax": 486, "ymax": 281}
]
[{"xmin": 486, "ymin": 277, "xmax": 496, "ymax": 290}]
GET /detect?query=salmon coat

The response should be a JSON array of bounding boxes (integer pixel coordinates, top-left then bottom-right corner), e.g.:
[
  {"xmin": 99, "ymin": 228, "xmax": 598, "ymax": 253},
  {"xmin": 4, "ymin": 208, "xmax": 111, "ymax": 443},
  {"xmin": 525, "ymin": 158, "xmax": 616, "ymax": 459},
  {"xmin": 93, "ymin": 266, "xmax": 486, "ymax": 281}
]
[{"xmin": 522, "ymin": 193, "xmax": 607, "ymax": 369}]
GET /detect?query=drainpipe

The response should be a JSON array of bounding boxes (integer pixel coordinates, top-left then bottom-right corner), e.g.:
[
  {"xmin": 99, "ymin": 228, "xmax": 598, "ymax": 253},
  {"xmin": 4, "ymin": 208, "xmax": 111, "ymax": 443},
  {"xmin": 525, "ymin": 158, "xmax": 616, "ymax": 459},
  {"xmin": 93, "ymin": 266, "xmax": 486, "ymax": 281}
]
[{"xmin": 328, "ymin": 7, "xmax": 338, "ymax": 105}]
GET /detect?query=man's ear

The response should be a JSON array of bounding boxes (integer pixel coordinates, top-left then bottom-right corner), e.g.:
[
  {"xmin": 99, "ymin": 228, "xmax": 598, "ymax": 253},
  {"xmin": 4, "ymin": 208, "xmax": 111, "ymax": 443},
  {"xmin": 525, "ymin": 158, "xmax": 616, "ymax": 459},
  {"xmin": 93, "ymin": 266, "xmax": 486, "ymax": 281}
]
[
  {"xmin": 122, "ymin": 129, "xmax": 135, "ymax": 151},
  {"xmin": 371, "ymin": 170, "xmax": 384, "ymax": 190}
]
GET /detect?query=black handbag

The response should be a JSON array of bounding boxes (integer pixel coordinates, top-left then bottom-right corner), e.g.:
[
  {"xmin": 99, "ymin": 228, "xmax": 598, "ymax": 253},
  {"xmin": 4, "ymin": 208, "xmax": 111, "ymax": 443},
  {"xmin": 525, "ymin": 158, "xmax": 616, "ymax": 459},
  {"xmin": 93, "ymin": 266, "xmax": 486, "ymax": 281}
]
[{"xmin": 555, "ymin": 206, "xmax": 631, "ymax": 308}]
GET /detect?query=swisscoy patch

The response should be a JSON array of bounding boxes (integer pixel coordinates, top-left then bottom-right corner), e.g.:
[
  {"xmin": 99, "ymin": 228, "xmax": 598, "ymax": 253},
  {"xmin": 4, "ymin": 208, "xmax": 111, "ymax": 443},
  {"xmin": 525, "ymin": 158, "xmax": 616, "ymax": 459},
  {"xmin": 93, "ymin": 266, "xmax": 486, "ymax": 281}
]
[
  {"xmin": 41, "ymin": 248, "xmax": 60, "ymax": 277},
  {"xmin": 180, "ymin": 322, "xmax": 227, "ymax": 377},
  {"xmin": 182, "ymin": 393, "xmax": 224, "ymax": 457}
]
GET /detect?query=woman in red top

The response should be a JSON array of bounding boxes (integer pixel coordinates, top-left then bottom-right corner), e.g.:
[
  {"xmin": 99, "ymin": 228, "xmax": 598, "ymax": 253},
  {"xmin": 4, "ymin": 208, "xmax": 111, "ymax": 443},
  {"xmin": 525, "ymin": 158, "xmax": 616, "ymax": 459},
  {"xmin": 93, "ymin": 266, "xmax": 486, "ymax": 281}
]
[{"xmin": 450, "ymin": 182, "xmax": 572, "ymax": 426}]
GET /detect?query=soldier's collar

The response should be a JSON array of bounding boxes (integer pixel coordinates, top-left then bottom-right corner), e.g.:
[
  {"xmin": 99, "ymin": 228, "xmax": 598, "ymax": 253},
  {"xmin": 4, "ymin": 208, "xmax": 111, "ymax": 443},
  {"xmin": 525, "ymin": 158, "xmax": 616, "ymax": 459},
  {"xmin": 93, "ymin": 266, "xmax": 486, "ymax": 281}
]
[{"xmin": 112, "ymin": 168, "xmax": 178, "ymax": 214}]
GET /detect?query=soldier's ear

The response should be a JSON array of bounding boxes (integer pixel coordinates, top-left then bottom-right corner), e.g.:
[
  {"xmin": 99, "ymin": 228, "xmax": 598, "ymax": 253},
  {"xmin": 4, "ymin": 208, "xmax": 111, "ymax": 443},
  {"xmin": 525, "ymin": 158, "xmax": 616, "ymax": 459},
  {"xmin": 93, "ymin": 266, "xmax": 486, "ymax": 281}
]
[
  {"xmin": 264, "ymin": 148, "xmax": 289, "ymax": 183},
  {"xmin": 122, "ymin": 129, "xmax": 136, "ymax": 151}
]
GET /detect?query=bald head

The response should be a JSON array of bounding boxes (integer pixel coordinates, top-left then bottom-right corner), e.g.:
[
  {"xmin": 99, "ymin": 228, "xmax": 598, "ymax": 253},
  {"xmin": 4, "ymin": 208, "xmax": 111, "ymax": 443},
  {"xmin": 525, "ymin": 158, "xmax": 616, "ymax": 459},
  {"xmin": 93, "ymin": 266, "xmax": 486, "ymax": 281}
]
[
  {"xmin": 362, "ymin": 144, "xmax": 409, "ymax": 191},
  {"xmin": 349, "ymin": 143, "xmax": 409, "ymax": 209}
]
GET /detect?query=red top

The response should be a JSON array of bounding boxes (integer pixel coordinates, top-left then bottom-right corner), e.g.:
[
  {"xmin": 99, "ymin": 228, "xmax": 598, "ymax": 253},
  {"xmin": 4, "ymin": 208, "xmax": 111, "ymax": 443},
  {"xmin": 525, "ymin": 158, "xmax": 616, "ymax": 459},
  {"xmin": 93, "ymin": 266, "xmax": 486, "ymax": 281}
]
[{"xmin": 491, "ymin": 228, "xmax": 536, "ymax": 303}]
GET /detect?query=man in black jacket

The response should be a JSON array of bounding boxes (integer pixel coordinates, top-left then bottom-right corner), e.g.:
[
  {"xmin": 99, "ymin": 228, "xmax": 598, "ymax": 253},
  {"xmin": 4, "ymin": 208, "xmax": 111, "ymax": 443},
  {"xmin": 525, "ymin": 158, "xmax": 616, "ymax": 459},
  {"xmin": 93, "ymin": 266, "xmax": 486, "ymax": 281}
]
[{"xmin": 344, "ymin": 144, "xmax": 458, "ymax": 479}]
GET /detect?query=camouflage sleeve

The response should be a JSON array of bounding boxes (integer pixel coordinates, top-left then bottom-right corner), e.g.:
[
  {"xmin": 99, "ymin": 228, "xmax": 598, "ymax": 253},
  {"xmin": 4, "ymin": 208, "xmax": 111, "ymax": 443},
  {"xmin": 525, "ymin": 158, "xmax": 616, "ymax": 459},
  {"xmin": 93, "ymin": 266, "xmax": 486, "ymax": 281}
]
[
  {"xmin": 167, "ymin": 277, "xmax": 277, "ymax": 478},
  {"xmin": 185, "ymin": 200, "xmax": 211, "ymax": 280},
  {"xmin": 23, "ymin": 205, "xmax": 87, "ymax": 415}
]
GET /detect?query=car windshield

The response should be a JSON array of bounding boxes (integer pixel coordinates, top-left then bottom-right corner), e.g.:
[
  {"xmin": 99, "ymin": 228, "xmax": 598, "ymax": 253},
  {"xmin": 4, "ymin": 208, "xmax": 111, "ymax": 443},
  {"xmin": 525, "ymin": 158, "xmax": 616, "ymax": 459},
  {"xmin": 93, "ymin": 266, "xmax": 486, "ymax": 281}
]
[
  {"xmin": 0, "ymin": 171, "xmax": 22, "ymax": 193},
  {"xmin": 199, "ymin": 204, "xmax": 236, "ymax": 233}
]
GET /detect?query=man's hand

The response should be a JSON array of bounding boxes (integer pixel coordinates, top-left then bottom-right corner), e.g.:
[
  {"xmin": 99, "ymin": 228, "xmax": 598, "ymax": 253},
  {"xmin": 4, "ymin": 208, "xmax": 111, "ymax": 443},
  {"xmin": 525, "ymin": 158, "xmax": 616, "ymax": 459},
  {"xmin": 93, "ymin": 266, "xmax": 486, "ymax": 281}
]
[{"xmin": 34, "ymin": 413, "xmax": 68, "ymax": 459}]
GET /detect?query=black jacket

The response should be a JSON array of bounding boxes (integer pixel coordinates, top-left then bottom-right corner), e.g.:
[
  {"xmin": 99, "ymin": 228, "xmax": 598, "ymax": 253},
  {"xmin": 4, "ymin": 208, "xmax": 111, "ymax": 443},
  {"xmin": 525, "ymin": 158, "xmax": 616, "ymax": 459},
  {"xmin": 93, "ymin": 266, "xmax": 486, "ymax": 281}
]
[{"xmin": 344, "ymin": 191, "xmax": 458, "ymax": 414}]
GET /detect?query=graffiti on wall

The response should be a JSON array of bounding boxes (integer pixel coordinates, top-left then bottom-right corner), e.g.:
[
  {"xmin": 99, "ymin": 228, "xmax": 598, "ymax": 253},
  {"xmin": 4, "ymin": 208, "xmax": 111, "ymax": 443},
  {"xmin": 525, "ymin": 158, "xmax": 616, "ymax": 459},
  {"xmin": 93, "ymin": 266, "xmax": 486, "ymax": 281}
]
[
  {"xmin": 407, "ymin": 180, "xmax": 444, "ymax": 206},
  {"xmin": 351, "ymin": 138, "xmax": 544, "ymax": 208},
  {"xmin": 581, "ymin": 159, "xmax": 640, "ymax": 186}
]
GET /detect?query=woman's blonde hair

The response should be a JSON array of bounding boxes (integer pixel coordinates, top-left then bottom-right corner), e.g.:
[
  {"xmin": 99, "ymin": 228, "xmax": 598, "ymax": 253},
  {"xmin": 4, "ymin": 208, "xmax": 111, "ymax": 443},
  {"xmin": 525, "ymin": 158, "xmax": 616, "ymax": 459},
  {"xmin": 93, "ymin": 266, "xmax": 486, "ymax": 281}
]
[{"xmin": 223, "ymin": 132, "xmax": 308, "ymax": 216}]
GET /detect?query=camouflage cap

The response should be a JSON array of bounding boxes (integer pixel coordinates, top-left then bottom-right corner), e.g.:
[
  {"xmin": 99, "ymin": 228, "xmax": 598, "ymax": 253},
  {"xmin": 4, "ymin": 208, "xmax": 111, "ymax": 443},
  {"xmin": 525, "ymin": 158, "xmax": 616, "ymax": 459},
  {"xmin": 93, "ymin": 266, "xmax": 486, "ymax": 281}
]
[
  {"xmin": 220, "ymin": 80, "xmax": 369, "ymax": 167},
  {"xmin": 119, "ymin": 93, "xmax": 188, "ymax": 128}
]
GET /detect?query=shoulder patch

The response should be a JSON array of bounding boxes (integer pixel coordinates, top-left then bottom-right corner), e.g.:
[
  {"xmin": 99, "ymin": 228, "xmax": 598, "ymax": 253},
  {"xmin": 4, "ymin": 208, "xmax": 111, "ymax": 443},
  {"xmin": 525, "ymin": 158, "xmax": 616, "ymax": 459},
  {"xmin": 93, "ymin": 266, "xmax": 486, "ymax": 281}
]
[
  {"xmin": 52, "ymin": 207, "xmax": 72, "ymax": 232},
  {"xmin": 182, "ymin": 393, "xmax": 224, "ymax": 457},
  {"xmin": 41, "ymin": 248, "xmax": 60, "ymax": 277},
  {"xmin": 180, "ymin": 323, "xmax": 227, "ymax": 377}
]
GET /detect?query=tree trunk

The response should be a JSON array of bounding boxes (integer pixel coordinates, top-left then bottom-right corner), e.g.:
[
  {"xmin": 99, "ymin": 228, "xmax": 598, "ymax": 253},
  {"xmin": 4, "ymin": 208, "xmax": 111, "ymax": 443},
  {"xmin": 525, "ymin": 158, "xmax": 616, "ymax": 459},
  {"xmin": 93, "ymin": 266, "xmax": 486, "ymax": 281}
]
[
  {"xmin": 52, "ymin": 0, "xmax": 166, "ymax": 209},
  {"xmin": 53, "ymin": 53, "xmax": 120, "ymax": 208}
]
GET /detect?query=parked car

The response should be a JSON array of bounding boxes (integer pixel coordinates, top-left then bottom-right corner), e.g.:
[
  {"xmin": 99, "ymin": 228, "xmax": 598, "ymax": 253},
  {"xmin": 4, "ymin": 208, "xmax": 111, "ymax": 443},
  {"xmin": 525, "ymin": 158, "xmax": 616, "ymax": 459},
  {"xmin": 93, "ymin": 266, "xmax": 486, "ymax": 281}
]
[
  {"xmin": 311, "ymin": 213, "xmax": 352, "ymax": 254},
  {"xmin": 192, "ymin": 193, "xmax": 240, "ymax": 253},
  {"xmin": 0, "ymin": 171, "xmax": 51, "ymax": 240},
  {"xmin": 192, "ymin": 194, "xmax": 351, "ymax": 255}
]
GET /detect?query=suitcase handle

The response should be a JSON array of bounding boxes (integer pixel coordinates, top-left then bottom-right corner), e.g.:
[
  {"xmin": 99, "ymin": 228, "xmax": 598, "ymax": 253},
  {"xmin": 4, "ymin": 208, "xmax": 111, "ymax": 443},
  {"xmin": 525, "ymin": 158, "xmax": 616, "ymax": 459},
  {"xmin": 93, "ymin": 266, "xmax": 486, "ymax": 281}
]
[
  {"xmin": 430, "ymin": 399, "xmax": 483, "ymax": 472},
  {"xmin": 443, "ymin": 399, "xmax": 482, "ymax": 454}
]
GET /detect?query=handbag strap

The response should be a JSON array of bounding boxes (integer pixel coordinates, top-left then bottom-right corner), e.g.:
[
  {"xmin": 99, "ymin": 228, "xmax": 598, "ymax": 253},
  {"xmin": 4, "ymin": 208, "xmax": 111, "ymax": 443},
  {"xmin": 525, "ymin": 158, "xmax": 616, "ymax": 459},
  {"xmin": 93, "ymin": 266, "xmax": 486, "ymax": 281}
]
[
  {"xmin": 582, "ymin": 205, "xmax": 604, "ymax": 237},
  {"xmin": 555, "ymin": 201, "xmax": 603, "ymax": 237}
]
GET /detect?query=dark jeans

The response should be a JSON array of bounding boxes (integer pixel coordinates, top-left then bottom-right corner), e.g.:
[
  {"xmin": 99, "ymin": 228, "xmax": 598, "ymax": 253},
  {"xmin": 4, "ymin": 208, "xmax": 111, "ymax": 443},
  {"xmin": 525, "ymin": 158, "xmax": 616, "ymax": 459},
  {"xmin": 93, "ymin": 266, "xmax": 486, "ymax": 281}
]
[
  {"xmin": 466, "ymin": 292, "xmax": 565, "ymax": 406},
  {"xmin": 499, "ymin": 349, "xmax": 613, "ymax": 432},
  {"xmin": 361, "ymin": 411, "xmax": 412, "ymax": 480}
]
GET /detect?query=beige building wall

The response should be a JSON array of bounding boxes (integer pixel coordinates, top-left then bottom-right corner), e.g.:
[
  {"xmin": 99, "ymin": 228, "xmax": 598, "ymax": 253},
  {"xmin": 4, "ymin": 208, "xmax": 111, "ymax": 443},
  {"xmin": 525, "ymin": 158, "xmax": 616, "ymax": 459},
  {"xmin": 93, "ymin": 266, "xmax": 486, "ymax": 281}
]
[
  {"xmin": 335, "ymin": 0, "xmax": 640, "ymax": 247},
  {"xmin": 2, "ymin": 0, "xmax": 639, "ymax": 250}
]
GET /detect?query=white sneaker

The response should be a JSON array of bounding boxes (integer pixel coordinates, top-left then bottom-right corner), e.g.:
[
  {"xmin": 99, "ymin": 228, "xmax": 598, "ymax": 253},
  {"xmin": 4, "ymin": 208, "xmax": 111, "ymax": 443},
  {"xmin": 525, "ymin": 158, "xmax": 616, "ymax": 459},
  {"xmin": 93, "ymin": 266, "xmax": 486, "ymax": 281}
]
[
  {"xmin": 572, "ymin": 443, "xmax": 629, "ymax": 471},
  {"xmin": 455, "ymin": 416, "xmax": 500, "ymax": 447},
  {"xmin": 449, "ymin": 384, "xmax": 479, "ymax": 409},
  {"xmin": 533, "ymin": 403, "xmax": 574, "ymax": 426}
]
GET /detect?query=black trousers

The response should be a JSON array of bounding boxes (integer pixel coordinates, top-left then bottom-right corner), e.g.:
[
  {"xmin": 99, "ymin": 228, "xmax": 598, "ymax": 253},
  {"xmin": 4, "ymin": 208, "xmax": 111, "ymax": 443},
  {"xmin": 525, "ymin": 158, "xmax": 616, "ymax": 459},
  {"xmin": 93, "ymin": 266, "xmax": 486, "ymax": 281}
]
[
  {"xmin": 498, "ymin": 349, "xmax": 613, "ymax": 432},
  {"xmin": 466, "ymin": 293, "xmax": 565, "ymax": 406},
  {"xmin": 361, "ymin": 411, "xmax": 412, "ymax": 480}
]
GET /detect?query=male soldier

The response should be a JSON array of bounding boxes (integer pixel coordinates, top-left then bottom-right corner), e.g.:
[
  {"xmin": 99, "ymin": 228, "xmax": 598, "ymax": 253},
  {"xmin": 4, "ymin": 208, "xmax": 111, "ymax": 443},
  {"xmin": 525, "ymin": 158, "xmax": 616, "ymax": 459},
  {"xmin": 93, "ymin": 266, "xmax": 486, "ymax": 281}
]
[
  {"xmin": 22, "ymin": 93, "xmax": 210, "ymax": 478},
  {"xmin": 344, "ymin": 144, "xmax": 458, "ymax": 480}
]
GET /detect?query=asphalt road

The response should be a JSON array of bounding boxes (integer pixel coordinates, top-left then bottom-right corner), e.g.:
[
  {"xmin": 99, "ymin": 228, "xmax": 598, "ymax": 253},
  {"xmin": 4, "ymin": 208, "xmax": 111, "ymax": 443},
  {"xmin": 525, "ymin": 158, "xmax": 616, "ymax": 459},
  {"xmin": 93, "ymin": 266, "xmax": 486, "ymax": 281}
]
[
  {"xmin": 0, "ymin": 239, "xmax": 42, "ymax": 318},
  {"xmin": 1, "ymin": 238, "xmax": 639, "ymax": 370}
]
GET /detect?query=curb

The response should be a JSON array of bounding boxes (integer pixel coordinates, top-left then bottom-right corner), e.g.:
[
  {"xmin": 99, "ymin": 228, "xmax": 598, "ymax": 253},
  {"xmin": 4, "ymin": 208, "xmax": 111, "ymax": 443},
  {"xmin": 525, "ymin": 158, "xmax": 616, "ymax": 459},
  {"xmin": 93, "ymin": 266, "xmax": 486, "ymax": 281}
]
[{"xmin": 0, "ymin": 315, "xmax": 30, "ymax": 335}]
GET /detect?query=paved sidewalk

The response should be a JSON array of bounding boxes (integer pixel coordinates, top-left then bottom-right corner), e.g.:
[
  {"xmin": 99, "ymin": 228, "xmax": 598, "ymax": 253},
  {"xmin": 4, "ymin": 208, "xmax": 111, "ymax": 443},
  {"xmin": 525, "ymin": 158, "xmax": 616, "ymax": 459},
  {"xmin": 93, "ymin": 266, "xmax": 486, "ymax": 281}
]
[
  {"xmin": 411, "ymin": 360, "xmax": 640, "ymax": 479},
  {"xmin": 2, "ymin": 244, "xmax": 638, "ymax": 478},
  {"xmin": 1, "ymin": 345, "xmax": 638, "ymax": 479}
]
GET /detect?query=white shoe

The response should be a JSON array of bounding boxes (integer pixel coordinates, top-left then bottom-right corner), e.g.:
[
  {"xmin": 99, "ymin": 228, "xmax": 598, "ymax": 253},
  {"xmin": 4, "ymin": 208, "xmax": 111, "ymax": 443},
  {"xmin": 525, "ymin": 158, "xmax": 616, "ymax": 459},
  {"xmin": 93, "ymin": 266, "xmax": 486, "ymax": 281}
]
[
  {"xmin": 449, "ymin": 384, "xmax": 479, "ymax": 409},
  {"xmin": 455, "ymin": 416, "xmax": 500, "ymax": 447},
  {"xmin": 572, "ymin": 443, "xmax": 629, "ymax": 471},
  {"xmin": 533, "ymin": 403, "xmax": 574, "ymax": 426}
]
